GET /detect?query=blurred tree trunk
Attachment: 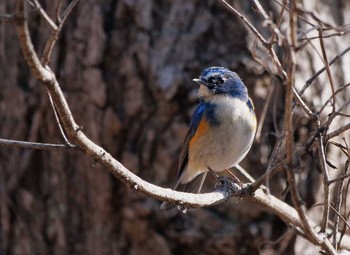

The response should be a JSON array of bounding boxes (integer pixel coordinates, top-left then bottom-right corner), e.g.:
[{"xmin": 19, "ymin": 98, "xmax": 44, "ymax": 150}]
[{"xmin": 1, "ymin": 1, "xmax": 349, "ymax": 255}]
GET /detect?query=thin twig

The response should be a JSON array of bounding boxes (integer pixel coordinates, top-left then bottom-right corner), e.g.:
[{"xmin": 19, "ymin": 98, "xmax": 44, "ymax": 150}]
[
  {"xmin": 336, "ymin": 112, "xmax": 350, "ymax": 118},
  {"xmin": 318, "ymin": 29, "xmax": 336, "ymax": 115},
  {"xmin": 292, "ymin": 87, "xmax": 315, "ymax": 118},
  {"xmin": 326, "ymin": 122, "xmax": 350, "ymax": 140},
  {"xmin": 300, "ymin": 46, "xmax": 350, "ymax": 95},
  {"xmin": 251, "ymin": 0, "xmax": 286, "ymax": 46},
  {"xmin": 247, "ymin": 160, "xmax": 284, "ymax": 193},
  {"xmin": 299, "ymin": 31, "xmax": 349, "ymax": 41},
  {"xmin": 318, "ymin": 83, "xmax": 350, "ymax": 115},
  {"xmin": 32, "ymin": 0, "xmax": 58, "ymax": 30},
  {"xmin": 41, "ymin": 0, "xmax": 79, "ymax": 65},
  {"xmin": 328, "ymin": 172, "xmax": 350, "ymax": 185},
  {"xmin": 0, "ymin": 138, "xmax": 77, "ymax": 150},
  {"xmin": 234, "ymin": 164, "xmax": 255, "ymax": 183},
  {"xmin": 317, "ymin": 129, "xmax": 330, "ymax": 233},
  {"xmin": 327, "ymin": 141, "xmax": 349, "ymax": 157},
  {"xmin": 256, "ymin": 80, "xmax": 274, "ymax": 141},
  {"xmin": 47, "ymin": 92, "xmax": 73, "ymax": 145},
  {"xmin": 218, "ymin": 0, "xmax": 288, "ymax": 80},
  {"xmin": 55, "ymin": 0, "xmax": 63, "ymax": 22}
]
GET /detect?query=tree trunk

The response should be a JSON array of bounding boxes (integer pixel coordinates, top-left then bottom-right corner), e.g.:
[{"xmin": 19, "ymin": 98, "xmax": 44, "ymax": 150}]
[{"xmin": 1, "ymin": 1, "xmax": 349, "ymax": 254}]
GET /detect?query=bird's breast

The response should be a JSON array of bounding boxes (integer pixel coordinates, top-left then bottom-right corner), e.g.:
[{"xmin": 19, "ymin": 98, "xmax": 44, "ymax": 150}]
[{"xmin": 188, "ymin": 95, "xmax": 256, "ymax": 173}]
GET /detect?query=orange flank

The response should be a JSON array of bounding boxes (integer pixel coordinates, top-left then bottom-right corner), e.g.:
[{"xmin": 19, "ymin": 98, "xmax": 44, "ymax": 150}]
[{"xmin": 189, "ymin": 118, "xmax": 209, "ymax": 148}]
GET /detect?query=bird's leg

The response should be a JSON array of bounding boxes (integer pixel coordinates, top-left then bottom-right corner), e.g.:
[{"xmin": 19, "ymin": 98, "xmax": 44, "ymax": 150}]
[
  {"xmin": 207, "ymin": 167, "xmax": 219, "ymax": 179},
  {"xmin": 225, "ymin": 168, "xmax": 243, "ymax": 186}
]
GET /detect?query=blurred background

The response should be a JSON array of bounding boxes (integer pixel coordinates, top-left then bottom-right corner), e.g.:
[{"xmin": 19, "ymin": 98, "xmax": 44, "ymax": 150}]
[{"xmin": 1, "ymin": 0, "xmax": 350, "ymax": 254}]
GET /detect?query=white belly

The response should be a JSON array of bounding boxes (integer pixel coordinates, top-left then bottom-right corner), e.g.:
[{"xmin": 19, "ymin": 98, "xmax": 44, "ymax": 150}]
[{"xmin": 183, "ymin": 96, "xmax": 256, "ymax": 183}]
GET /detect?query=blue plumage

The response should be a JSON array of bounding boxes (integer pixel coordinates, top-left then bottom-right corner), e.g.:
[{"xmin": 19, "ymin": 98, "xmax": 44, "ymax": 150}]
[{"xmin": 190, "ymin": 101, "xmax": 219, "ymax": 135}]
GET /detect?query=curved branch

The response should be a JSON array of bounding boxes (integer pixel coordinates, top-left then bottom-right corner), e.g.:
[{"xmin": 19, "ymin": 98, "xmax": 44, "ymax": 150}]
[{"xmin": 15, "ymin": 0, "xmax": 54, "ymax": 82}]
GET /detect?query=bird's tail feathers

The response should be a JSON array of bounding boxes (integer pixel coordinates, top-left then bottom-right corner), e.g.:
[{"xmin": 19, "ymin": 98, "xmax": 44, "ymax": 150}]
[{"xmin": 160, "ymin": 172, "xmax": 207, "ymax": 211}]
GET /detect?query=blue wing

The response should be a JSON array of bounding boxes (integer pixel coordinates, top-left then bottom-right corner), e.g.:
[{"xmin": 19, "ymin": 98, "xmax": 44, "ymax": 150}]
[
  {"xmin": 177, "ymin": 101, "xmax": 218, "ymax": 178},
  {"xmin": 177, "ymin": 101, "xmax": 206, "ymax": 178}
]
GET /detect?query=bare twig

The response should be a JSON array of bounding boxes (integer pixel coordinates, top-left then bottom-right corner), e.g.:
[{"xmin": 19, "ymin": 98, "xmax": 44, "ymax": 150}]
[
  {"xmin": 47, "ymin": 92, "xmax": 73, "ymax": 145},
  {"xmin": 247, "ymin": 160, "xmax": 284, "ymax": 193},
  {"xmin": 256, "ymin": 80, "xmax": 274, "ymax": 141},
  {"xmin": 32, "ymin": 0, "xmax": 58, "ymax": 30},
  {"xmin": 318, "ymin": 29, "xmax": 336, "ymax": 115},
  {"xmin": 318, "ymin": 83, "xmax": 350, "ymax": 115},
  {"xmin": 41, "ymin": 0, "xmax": 79, "ymax": 65},
  {"xmin": 317, "ymin": 130, "xmax": 330, "ymax": 233},
  {"xmin": 251, "ymin": 0, "xmax": 286, "ymax": 46},
  {"xmin": 300, "ymin": 46, "xmax": 350, "ymax": 95},
  {"xmin": 292, "ymin": 87, "xmax": 315, "ymax": 118},
  {"xmin": 0, "ymin": 138, "xmax": 77, "ymax": 150},
  {"xmin": 218, "ymin": 0, "xmax": 287, "ymax": 80},
  {"xmin": 328, "ymin": 173, "xmax": 350, "ymax": 185},
  {"xmin": 299, "ymin": 31, "xmax": 349, "ymax": 41},
  {"xmin": 326, "ymin": 123, "xmax": 350, "ymax": 140}
]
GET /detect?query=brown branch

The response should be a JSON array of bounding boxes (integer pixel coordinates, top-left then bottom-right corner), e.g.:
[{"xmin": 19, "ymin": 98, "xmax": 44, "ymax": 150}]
[{"xmin": 284, "ymin": 0, "xmax": 314, "ymax": 242}]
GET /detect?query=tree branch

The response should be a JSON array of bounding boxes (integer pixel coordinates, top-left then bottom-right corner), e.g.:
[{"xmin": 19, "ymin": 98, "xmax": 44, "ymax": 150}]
[{"xmin": 15, "ymin": 0, "xmax": 54, "ymax": 81}]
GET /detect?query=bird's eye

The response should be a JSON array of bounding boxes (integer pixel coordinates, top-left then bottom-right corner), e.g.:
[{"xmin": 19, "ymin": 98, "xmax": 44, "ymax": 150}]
[{"xmin": 208, "ymin": 76, "xmax": 224, "ymax": 85}]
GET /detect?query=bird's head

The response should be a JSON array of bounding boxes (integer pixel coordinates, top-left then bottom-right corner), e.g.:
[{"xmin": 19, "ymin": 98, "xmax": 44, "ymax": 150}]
[{"xmin": 193, "ymin": 67, "xmax": 248, "ymax": 100}]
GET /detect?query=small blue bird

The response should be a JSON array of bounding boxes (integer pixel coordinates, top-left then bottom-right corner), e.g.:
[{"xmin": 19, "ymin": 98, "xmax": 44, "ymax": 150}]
[{"xmin": 161, "ymin": 67, "xmax": 257, "ymax": 210}]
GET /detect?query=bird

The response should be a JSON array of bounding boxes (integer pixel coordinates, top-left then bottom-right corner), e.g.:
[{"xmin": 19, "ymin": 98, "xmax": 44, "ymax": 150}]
[{"xmin": 161, "ymin": 66, "xmax": 257, "ymax": 210}]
